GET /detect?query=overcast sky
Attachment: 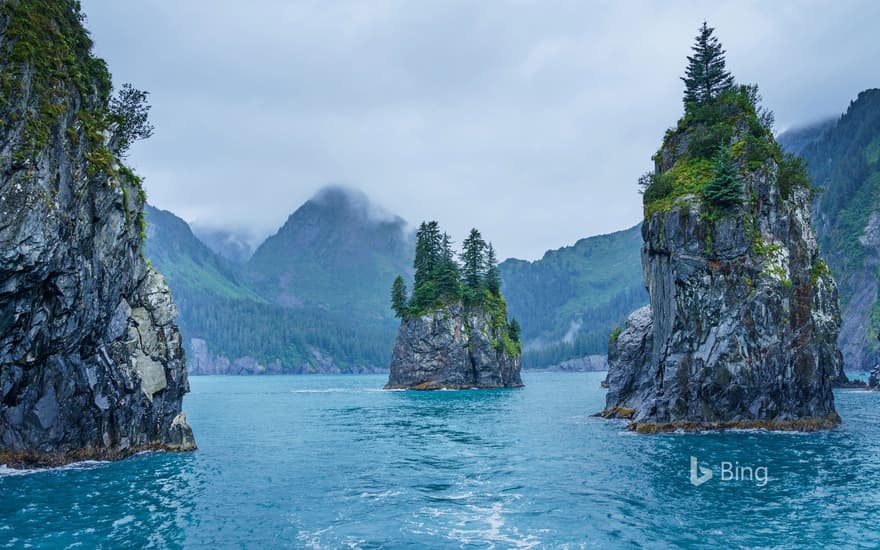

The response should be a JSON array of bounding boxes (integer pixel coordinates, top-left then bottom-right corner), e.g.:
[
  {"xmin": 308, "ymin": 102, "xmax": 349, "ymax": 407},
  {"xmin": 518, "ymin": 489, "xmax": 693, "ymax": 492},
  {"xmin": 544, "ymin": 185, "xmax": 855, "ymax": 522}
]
[{"xmin": 80, "ymin": 0, "xmax": 879, "ymax": 260}]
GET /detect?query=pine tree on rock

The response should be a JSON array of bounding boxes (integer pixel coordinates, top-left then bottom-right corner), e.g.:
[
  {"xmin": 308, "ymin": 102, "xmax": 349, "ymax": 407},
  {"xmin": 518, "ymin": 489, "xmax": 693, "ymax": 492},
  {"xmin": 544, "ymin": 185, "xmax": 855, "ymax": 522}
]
[
  {"xmin": 681, "ymin": 21, "xmax": 734, "ymax": 106},
  {"xmin": 391, "ymin": 276, "xmax": 408, "ymax": 318},
  {"xmin": 461, "ymin": 228, "xmax": 487, "ymax": 299},
  {"xmin": 485, "ymin": 243, "xmax": 501, "ymax": 295},
  {"xmin": 508, "ymin": 318, "xmax": 521, "ymax": 343},
  {"xmin": 411, "ymin": 221, "xmax": 443, "ymax": 311},
  {"xmin": 704, "ymin": 145, "xmax": 742, "ymax": 209},
  {"xmin": 435, "ymin": 232, "xmax": 462, "ymax": 301}
]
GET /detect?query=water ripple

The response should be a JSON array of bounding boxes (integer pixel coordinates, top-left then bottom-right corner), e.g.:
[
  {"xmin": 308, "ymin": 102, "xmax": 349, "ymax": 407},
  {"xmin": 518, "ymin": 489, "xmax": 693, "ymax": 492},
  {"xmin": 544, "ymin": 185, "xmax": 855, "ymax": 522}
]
[{"xmin": 1, "ymin": 373, "xmax": 879, "ymax": 548}]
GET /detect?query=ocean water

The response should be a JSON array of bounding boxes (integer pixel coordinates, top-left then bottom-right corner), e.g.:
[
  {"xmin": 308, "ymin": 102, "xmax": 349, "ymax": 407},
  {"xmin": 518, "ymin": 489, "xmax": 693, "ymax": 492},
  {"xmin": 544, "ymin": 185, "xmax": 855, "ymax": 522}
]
[{"xmin": 2, "ymin": 372, "xmax": 880, "ymax": 548}]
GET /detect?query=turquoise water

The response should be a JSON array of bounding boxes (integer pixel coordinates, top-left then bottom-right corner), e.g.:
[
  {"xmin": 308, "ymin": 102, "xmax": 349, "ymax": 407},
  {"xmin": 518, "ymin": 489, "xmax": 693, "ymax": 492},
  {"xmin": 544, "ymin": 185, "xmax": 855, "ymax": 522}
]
[{"xmin": 2, "ymin": 372, "xmax": 880, "ymax": 548}]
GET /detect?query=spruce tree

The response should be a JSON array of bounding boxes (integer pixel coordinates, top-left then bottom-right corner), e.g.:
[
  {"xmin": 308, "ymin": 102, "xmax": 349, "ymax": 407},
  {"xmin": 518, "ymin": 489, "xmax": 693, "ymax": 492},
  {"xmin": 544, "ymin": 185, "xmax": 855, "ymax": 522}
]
[
  {"xmin": 704, "ymin": 145, "xmax": 741, "ymax": 209},
  {"xmin": 460, "ymin": 228, "xmax": 487, "ymax": 295},
  {"xmin": 508, "ymin": 318, "xmax": 521, "ymax": 343},
  {"xmin": 411, "ymin": 221, "xmax": 443, "ymax": 310},
  {"xmin": 390, "ymin": 276, "xmax": 408, "ymax": 318},
  {"xmin": 485, "ymin": 243, "xmax": 501, "ymax": 295},
  {"xmin": 681, "ymin": 22, "xmax": 734, "ymax": 106},
  {"xmin": 435, "ymin": 232, "xmax": 462, "ymax": 300}
]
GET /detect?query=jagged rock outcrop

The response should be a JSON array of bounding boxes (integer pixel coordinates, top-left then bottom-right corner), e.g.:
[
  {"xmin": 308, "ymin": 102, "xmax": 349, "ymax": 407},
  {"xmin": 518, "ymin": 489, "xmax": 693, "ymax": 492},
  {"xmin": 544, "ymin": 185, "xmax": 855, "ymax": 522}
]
[
  {"xmin": 0, "ymin": 1, "xmax": 194, "ymax": 466},
  {"xmin": 386, "ymin": 303, "xmax": 523, "ymax": 389},
  {"xmin": 602, "ymin": 89, "xmax": 843, "ymax": 432}
]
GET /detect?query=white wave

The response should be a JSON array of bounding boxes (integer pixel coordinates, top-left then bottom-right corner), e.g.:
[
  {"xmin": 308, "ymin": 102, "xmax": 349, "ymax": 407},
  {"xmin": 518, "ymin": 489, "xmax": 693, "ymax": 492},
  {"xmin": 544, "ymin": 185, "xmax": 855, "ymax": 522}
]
[
  {"xmin": 112, "ymin": 515, "xmax": 135, "ymax": 528},
  {"xmin": 0, "ymin": 459, "xmax": 109, "ymax": 477},
  {"xmin": 359, "ymin": 490, "xmax": 402, "ymax": 499},
  {"xmin": 446, "ymin": 502, "xmax": 542, "ymax": 549}
]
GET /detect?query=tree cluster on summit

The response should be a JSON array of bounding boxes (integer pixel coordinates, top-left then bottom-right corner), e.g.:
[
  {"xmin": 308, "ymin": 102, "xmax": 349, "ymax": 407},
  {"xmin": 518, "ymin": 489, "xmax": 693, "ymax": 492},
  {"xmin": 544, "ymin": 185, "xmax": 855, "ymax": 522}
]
[{"xmin": 390, "ymin": 222, "xmax": 521, "ymax": 344}]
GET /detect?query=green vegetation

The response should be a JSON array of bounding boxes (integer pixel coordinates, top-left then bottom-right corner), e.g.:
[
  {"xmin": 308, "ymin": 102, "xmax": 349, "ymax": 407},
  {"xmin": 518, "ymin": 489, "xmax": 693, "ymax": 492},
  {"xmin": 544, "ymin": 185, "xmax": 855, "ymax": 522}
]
[
  {"xmin": 703, "ymin": 145, "xmax": 741, "ymax": 210},
  {"xmin": 108, "ymin": 83, "xmax": 155, "ymax": 156},
  {"xmin": 144, "ymin": 205, "xmax": 396, "ymax": 372},
  {"xmin": 609, "ymin": 325, "xmax": 622, "ymax": 345},
  {"xmin": 777, "ymin": 151, "xmax": 811, "ymax": 199},
  {"xmin": 499, "ymin": 225, "xmax": 647, "ymax": 368},
  {"xmin": 1, "ymin": 0, "xmax": 155, "ymax": 248},
  {"xmin": 639, "ymin": 22, "xmax": 810, "ymax": 218},
  {"xmin": 246, "ymin": 188, "xmax": 413, "ymax": 322},
  {"xmin": 409, "ymin": 221, "xmax": 461, "ymax": 312},
  {"xmin": 390, "ymin": 276, "xmax": 408, "ymax": 318},
  {"xmin": 810, "ymin": 258, "xmax": 831, "ymax": 286},
  {"xmin": 1, "ymin": 0, "xmax": 111, "ymax": 163},
  {"xmin": 392, "ymin": 221, "xmax": 521, "ymax": 355}
]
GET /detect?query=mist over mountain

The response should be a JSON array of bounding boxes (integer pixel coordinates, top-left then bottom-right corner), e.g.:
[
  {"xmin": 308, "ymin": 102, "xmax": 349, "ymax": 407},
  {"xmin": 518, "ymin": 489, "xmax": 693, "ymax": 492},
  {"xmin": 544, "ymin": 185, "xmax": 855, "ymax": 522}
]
[
  {"xmin": 190, "ymin": 226, "xmax": 256, "ymax": 264},
  {"xmin": 143, "ymin": 191, "xmax": 402, "ymax": 374},
  {"xmin": 247, "ymin": 185, "xmax": 414, "ymax": 319},
  {"xmin": 144, "ymin": 205, "xmax": 260, "ymax": 303},
  {"xmin": 776, "ymin": 118, "xmax": 836, "ymax": 156}
]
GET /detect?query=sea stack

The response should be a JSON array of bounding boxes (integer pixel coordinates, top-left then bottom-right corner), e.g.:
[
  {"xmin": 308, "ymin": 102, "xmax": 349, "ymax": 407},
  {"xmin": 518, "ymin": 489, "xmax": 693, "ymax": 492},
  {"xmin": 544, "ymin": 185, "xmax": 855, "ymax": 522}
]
[
  {"xmin": 0, "ymin": 1, "xmax": 195, "ymax": 466},
  {"xmin": 385, "ymin": 223, "xmax": 523, "ymax": 389},
  {"xmin": 601, "ymin": 23, "xmax": 843, "ymax": 432}
]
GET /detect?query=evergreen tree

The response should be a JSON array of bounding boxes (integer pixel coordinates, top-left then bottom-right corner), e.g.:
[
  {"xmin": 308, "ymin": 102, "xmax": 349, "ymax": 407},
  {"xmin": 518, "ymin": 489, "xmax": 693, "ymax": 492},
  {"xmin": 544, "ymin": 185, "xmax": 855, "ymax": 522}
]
[
  {"xmin": 460, "ymin": 228, "xmax": 487, "ymax": 294},
  {"xmin": 390, "ymin": 275, "xmax": 408, "ymax": 318},
  {"xmin": 435, "ymin": 232, "xmax": 462, "ymax": 300},
  {"xmin": 485, "ymin": 243, "xmax": 501, "ymax": 295},
  {"xmin": 704, "ymin": 145, "xmax": 741, "ymax": 209},
  {"xmin": 508, "ymin": 318, "xmax": 521, "ymax": 343},
  {"xmin": 681, "ymin": 22, "xmax": 734, "ymax": 106},
  {"xmin": 411, "ymin": 221, "xmax": 443, "ymax": 310}
]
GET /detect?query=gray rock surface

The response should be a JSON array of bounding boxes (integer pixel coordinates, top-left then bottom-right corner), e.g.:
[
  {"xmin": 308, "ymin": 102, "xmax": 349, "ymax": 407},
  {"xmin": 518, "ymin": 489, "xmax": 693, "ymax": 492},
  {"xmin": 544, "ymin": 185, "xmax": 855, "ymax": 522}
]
[
  {"xmin": 386, "ymin": 303, "xmax": 523, "ymax": 389},
  {"xmin": 603, "ymin": 144, "xmax": 843, "ymax": 432},
  {"xmin": 0, "ymin": 3, "xmax": 194, "ymax": 466},
  {"xmin": 539, "ymin": 355, "xmax": 609, "ymax": 372},
  {"xmin": 869, "ymin": 365, "xmax": 880, "ymax": 390}
]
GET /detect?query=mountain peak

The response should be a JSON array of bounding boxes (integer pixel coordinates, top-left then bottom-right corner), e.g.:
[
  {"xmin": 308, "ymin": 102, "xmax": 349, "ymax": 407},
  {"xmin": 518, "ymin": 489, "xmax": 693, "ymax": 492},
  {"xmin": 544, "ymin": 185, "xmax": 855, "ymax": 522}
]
[
  {"xmin": 247, "ymin": 187, "xmax": 414, "ymax": 318},
  {"xmin": 302, "ymin": 185, "xmax": 404, "ymax": 227}
]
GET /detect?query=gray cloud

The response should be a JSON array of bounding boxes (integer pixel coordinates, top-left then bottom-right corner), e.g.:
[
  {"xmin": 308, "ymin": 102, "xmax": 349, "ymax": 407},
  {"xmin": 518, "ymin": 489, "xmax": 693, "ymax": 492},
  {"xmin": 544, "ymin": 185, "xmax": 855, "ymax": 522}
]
[{"xmin": 81, "ymin": 0, "xmax": 880, "ymax": 259}]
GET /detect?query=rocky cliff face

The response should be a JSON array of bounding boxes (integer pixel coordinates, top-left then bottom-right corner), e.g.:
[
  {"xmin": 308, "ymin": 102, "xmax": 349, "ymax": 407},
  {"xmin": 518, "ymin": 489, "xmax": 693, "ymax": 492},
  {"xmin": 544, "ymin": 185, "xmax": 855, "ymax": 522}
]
[
  {"xmin": 0, "ymin": 1, "xmax": 194, "ymax": 466},
  {"xmin": 386, "ymin": 303, "xmax": 523, "ymax": 389},
  {"xmin": 602, "ymin": 91, "xmax": 843, "ymax": 432}
]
